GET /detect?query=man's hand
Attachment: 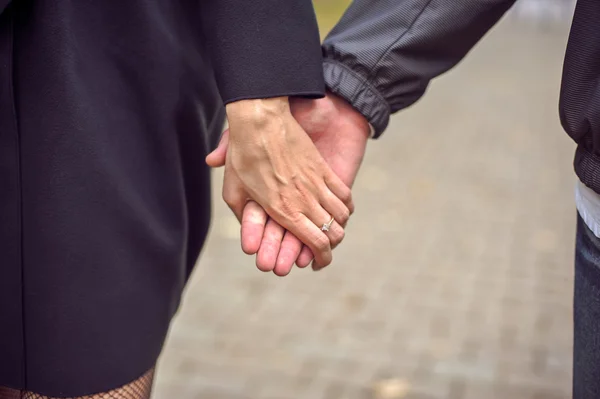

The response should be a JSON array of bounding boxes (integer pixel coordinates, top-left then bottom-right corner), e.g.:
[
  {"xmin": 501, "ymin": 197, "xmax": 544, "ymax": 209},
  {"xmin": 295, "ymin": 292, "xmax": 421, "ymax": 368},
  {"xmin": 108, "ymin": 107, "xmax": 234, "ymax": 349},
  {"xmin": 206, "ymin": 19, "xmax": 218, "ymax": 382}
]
[{"xmin": 207, "ymin": 92, "xmax": 370, "ymax": 275}]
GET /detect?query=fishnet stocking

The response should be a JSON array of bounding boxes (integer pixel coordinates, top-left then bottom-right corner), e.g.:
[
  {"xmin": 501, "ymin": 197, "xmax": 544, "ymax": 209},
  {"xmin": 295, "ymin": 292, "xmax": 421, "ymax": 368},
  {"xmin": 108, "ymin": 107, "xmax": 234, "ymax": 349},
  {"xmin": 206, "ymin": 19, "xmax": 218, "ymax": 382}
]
[{"xmin": 0, "ymin": 369, "xmax": 154, "ymax": 399}]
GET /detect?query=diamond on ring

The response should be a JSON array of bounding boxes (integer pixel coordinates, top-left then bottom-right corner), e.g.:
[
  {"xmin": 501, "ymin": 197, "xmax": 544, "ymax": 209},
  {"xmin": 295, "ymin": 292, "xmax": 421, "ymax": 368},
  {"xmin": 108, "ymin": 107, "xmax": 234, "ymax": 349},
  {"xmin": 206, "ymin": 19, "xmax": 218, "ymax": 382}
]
[{"xmin": 321, "ymin": 217, "xmax": 335, "ymax": 232}]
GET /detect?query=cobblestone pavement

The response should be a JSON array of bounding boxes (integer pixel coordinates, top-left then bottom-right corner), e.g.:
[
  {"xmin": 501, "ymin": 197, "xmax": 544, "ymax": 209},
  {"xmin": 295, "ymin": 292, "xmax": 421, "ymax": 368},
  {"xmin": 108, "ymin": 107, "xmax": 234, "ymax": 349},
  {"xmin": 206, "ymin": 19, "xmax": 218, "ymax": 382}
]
[{"xmin": 153, "ymin": 12, "xmax": 576, "ymax": 399}]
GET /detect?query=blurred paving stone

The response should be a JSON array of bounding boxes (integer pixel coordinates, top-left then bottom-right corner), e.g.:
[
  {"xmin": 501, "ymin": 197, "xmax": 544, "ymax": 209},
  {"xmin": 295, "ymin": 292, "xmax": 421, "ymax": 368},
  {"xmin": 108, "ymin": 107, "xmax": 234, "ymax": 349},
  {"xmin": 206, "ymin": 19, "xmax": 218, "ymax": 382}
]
[{"xmin": 154, "ymin": 11, "xmax": 575, "ymax": 399}]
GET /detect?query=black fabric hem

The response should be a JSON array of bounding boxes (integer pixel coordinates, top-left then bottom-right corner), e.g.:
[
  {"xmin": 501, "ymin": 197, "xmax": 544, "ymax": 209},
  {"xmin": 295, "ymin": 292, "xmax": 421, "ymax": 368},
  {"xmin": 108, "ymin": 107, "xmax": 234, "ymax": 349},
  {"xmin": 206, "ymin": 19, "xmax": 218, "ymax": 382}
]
[{"xmin": 222, "ymin": 90, "xmax": 325, "ymax": 105}]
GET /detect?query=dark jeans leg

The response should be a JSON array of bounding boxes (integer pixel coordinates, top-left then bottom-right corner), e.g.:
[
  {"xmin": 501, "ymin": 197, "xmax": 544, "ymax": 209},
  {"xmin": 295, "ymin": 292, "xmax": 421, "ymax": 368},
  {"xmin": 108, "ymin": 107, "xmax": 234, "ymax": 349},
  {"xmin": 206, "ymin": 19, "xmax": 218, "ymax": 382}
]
[{"xmin": 574, "ymin": 214, "xmax": 600, "ymax": 398}]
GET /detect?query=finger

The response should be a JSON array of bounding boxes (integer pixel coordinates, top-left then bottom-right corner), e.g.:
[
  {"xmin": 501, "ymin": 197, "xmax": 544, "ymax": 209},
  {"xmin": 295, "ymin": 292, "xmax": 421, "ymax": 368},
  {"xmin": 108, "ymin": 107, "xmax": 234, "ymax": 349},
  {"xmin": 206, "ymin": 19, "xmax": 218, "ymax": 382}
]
[
  {"xmin": 273, "ymin": 231, "xmax": 303, "ymax": 276},
  {"xmin": 241, "ymin": 200, "xmax": 267, "ymax": 255},
  {"xmin": 323, "ymin": 221, "xmax": 345, "ymax": 250},
  {"xmin": 319, "ymin": 187, "xmax": 351, "ymax": 228},
  {"xmin": 224, "ymin": 201, "xmax": 244, "ymax": 223},
  {"xmin": 312, "ymin": 259, "xmax": 329, "ymax": 272},
  {"xmin": 290, "ymin": 215, "xmax": 332, "ymax": 267},
  {"xmin": 222, "ymin": 168, "xmax": 246, "ymax": 222},
  {"xmin": 324, "ymin": 170, "xmax": 354, "ymax": 214},
  {"xmin": 296, "ymin": 245, "xmax": 314, "ymax": 268},
  {"xmin": 256, "ymin": 218, "xmax": 285, "ymax": 272},
  {"xmin": 222, "ymin": 187, "xmax": 245, "ymax": 222},
  {"xmin": 205, "ymin": 129, "xmax": 229, "ymax": 168},
  {"xmin": 304, "ymin": 197, "xmax": 346, "ymax": 250}
]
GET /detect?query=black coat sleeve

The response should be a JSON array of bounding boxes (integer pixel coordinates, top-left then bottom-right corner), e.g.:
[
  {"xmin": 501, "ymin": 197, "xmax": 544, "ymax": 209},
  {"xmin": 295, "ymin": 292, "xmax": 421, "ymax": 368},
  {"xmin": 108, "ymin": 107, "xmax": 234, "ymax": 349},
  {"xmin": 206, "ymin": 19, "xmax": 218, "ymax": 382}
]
[
  {"xmin": 322, "ymin": 0, "xmax": 516, "ymax": 137},
  {"xmin": 200, "ymin": 0, "xmax": 325, "ymax": 104}
]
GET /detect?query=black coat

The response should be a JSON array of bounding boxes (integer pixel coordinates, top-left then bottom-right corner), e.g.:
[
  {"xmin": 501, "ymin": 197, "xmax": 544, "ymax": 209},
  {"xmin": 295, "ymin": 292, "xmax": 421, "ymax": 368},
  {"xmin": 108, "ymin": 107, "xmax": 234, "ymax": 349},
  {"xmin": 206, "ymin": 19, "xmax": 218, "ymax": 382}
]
[{"xmin": 0, "ymin": 1, "xmax": 324, "ymax": 396}]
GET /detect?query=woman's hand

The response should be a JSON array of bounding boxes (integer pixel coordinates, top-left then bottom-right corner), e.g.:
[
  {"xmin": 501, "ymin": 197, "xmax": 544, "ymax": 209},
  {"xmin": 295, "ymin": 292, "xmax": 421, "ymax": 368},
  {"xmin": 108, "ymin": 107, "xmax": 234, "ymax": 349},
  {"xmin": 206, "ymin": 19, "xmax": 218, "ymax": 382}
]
[
  {"xmin": 216, "ymin": 96, "xmax": 354, "ymax": 268},
  {"xmin": 208, "ymin": 93, "xmax": 369, "ymax": 275}
]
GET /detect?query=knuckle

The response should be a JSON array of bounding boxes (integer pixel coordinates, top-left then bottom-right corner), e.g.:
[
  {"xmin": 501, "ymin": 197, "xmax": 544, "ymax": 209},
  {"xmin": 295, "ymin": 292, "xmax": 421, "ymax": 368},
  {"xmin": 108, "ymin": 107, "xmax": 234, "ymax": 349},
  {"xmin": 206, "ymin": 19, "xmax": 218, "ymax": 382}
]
[
  {"xmin": 341, "ymin": 187, "xmax": 353, "ymax": 204},
  {"xmin": 288, "ymin": 211, "xmax": 304, "ymax": 225},
  {"xmin": 292, "ymin": 174, "xmax": 309, "ymax": 192},
  {"xmin": 314, "ymin": 234, "xmax": 330, "ymax": 252},
  {"xmin": 320, "ymin": 255, "xmax": 332, "ymax": 267},
  {"xmin": 221, "ymin": 188, "xmax": 229, "ymax": 203},
  {"xmin": 336, "ymin": 228, "xmax": 346, "ymax": 244},
  {"xmin": 275, "ymin": 211, "xmax": 295, "ymax": 228},
  {"xmin": 293, "ymin": 181, "xmax": 315, "ymax": 210},
  {"xmin": 330, "ymin": 229, "xmax": 345, "ymax": 248},
  {"xmin": 272, "ymin": 194, "xmax": 296, "ymax": 218},
  {"xmin": 347, "ymin": 199, "xmax": 355, "ymax": 215},
  {"xmin": 222, "ymin": 189, "xmax": 236, "ymax": 206},
  {"xmin": 338, "ymin": 208, "xmax": 351, "ymax": 225}
]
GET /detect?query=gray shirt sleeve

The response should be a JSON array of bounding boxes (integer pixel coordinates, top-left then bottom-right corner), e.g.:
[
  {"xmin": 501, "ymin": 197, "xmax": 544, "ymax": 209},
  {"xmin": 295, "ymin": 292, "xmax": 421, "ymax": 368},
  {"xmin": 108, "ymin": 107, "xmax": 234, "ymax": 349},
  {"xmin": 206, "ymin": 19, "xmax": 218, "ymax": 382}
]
[{"xmin": 322, "ymin": 0, "xmax": 516, "ymax": 137}]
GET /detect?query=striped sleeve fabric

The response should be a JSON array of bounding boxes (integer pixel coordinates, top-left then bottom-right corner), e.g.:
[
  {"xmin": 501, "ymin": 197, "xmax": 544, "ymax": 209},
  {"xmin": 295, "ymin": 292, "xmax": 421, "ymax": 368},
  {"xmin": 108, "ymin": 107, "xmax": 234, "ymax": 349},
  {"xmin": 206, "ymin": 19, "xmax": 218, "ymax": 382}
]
[{"xmin": 322, "ymin": 0, "xmax": 516, "ymax": 137}]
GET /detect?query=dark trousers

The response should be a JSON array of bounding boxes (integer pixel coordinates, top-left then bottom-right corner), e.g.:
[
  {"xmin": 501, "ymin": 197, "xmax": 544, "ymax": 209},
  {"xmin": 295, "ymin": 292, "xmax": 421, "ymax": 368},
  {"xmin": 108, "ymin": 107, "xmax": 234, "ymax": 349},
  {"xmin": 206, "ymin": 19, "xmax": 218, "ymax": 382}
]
[{"xmin": 574, "ymin": 214, "xmax": 600, "ymax": 398}]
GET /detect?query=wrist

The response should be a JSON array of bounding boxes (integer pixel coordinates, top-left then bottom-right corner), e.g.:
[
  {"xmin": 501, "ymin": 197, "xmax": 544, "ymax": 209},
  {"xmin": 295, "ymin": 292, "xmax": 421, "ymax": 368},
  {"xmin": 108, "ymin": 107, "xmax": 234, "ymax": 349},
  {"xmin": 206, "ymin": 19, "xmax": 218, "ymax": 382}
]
[
  {"xmin": 327, "ymin": 91, "xmax": 370, "ymax": 138},
  {"xmin": 226, "ymin": 97, "xmax": 291, "ymax": 130}
]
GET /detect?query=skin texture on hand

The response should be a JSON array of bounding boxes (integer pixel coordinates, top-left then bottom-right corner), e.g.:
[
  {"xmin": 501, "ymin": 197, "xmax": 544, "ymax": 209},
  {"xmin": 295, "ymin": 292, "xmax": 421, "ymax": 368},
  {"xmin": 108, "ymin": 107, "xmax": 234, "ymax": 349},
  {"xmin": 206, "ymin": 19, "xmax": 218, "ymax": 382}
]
[
  {"xmin": 207, "ymin": 93, "xmax": 370, "ymax": 276},
  {"xmin": 215, "ymin": 96, "xmax": 354, "ymax": 268}
]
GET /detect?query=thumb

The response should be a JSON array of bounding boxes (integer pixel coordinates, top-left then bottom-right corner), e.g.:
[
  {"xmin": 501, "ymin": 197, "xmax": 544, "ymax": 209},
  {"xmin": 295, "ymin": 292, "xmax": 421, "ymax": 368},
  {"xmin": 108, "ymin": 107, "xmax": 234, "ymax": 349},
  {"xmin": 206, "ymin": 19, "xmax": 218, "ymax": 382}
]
[{"xmin": 205, "ymin": 129, "xmax": 229, "ymax": 167}]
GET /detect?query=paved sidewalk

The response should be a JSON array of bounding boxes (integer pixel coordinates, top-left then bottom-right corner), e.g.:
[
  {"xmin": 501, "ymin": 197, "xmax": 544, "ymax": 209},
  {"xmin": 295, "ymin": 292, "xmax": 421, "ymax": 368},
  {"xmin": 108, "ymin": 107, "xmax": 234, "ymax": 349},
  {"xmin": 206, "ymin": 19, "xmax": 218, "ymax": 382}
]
[{"xmin": 154, "ymin": 14, "xmax": 576, "ymax": 399}]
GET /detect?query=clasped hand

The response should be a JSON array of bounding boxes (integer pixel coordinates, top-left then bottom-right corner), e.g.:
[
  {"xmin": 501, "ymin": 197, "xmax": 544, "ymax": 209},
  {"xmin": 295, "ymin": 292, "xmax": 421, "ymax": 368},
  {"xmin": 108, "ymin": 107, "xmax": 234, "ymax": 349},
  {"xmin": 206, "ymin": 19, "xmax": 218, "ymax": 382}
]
[{"xmin": 206, "ymin": 94, "xmax": 369, "ymax": 275}]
